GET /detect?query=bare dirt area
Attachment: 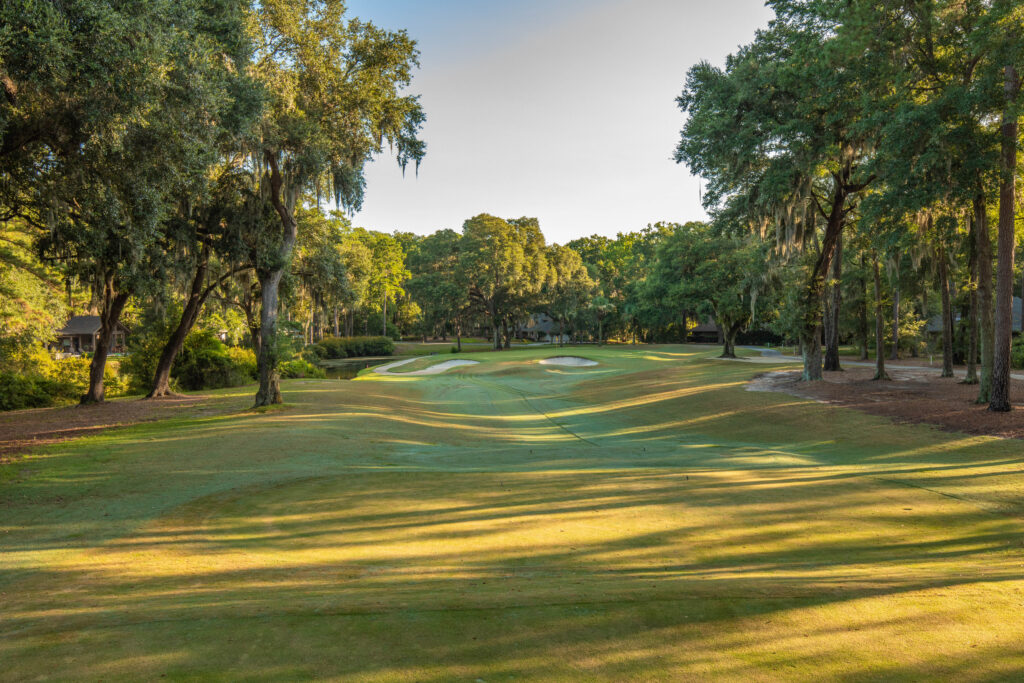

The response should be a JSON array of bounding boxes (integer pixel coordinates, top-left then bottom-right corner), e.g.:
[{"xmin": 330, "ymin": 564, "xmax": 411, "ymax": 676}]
[
  {"xmin": 750, "ymin": 365, "xmax": 1024, "ymax": 440},
  {"xmin": 0, "ymin": 393, "xmax": 241, "ymax": 461}
]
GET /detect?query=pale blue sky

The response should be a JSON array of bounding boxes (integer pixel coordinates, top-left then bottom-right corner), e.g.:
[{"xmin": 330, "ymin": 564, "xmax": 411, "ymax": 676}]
[{"xmin": 345, "ymin": 0, "xmax": 775, "ymax": 243}]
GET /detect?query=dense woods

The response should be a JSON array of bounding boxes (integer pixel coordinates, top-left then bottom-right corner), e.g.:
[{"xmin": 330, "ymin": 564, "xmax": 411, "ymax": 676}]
[{"xmin": 1, "ymin": 0, "xmax": 1023, "ymax": 410}]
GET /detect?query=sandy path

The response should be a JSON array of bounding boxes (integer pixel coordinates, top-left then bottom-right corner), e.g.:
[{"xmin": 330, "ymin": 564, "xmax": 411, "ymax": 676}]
[{"xmin": 737, "ymin": 346, "xmax": 1024, "ymax": 379}]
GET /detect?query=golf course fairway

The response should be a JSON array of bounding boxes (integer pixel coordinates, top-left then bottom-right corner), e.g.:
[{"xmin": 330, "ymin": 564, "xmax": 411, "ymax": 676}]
[{"xmin": 3, "ymin": 345, "xmax": 1024, "ymax": 680}]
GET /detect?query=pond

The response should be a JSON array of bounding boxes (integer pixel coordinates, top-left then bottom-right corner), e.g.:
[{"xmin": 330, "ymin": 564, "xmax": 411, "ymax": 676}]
[{"xmin": 321, "ymin": 358, "xmax": 398, "ymax": 380}]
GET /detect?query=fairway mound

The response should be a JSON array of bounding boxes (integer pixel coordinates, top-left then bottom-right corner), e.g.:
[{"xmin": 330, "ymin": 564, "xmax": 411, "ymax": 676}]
[
  {"xmin": 538, "ymin": 356, "xmax": 598, "ymax": 367},
  {"xmin": 373, "ymin": 358, "xmax": 480, "ymax": 376}
]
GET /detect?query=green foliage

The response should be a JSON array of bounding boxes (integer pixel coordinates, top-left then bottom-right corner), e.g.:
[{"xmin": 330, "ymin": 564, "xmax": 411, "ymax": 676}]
[
  {"xmin": 315, "ymin": 336, "xmax": 394, "ymax": 359},
  {"xmin": 122, "ymin": 308, "xmax": 179, "ymax": 394},
  {"xmin": 173, "ymin": 331, "xmax": 256, "ymax": 391},
  {"xmin": 643, "ymin": 222, "xmax": 771, "ymax": 349},
  {"xmin": 0, "ymin": 373, "xmax": 67, "ymax": 411},
  {"xmin": 277, "ymin": 359, "xmax": 326, "ymax": 379},
  {"xmin": 0, "ymin": 355, "xmax": 126, "ymax": 411},
  {"xmin": 1011, "ymin": 337, "xmax": 1024, "ymax": 371}
]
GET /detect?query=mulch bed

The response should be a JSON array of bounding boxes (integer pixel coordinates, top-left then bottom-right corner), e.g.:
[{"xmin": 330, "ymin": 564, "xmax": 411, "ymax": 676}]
[
  {"xmin": 0, "ymin": 395, "xmax": 224, "ymax": 461},
  {"xmin": 752, "ymin": 364, "xmax": 1024, "ymax": 440}
]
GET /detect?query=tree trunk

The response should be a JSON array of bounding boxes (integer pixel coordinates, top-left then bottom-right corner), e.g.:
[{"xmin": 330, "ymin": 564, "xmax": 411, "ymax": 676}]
[
  {"xmin": 149, "ymin": 249, "xmax": 211, "ymax": 397},
  {"xmin": 938, "ymin": 243, "xmax": 955, "ymax": 378},
  {"xmin": 333, "ymin": 306, "xmax": 339, "ymax": 337},
  {"xmin": 491, "ymin": 303, "xmax": 500, "ymax": 350},
  {"xmin": 975, "ymin": 194, "xmax": 995, "ymax": 403},
  {"xmin": 801, "ymin": 176, "xmax": 847, "ymax": 381},
  {"xmin": 310, "ymin": 299, "xmax": 317, "ymax": 344},
  {"xmin": 964, "ymin": 229, "xmax": 979, "ymax": 384},
  {"xmin": 254, "ymin": 152, "xmax": 297, "ymax": 407},
  {"xmin": 990, "ymin": 65, "xmax": 1019, "ymax": 412},
  {"xmin": 889, "ymin": 279, "xmax": 900, "ymax": 360},
  {"xmin": 254, "ymin": 269, "xmax": 284, "ymax": 406},
  {"xmin": 872, "ymin": 251, "xmax": 890, "ymax": 381},
  {"xmin": 824, "ymin": 233, "xmax": 843, "ymax": 371},
  {"xmin": 719, "ymin": 320, "xmax": 738, "ymax": 358},
  {"xmin": 81, "ymin": 274, "xmax": 129, "ymax": 404},
  {"xmin": 858, "ymin": 255, "xmax": 869, "ymax": 361}
]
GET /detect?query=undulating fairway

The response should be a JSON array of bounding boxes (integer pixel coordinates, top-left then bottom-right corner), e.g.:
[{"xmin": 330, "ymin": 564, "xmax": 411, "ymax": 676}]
[{"xmin": 5, "ymin": 345, "xmax": 1024, "ymax": 680}]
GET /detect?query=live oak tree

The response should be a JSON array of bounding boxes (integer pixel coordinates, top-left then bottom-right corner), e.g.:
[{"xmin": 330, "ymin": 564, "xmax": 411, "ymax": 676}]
[
  {"xmin": 33, "ymin": 0, "xmax": 251, "ymax": 403},
  {"xmin": 544, "ymin": 245, "xmax": 596, "ymax": 346},
  {"xmin": 677, "ymin": 2, "xmax": 883, "ymax": 380},
  {"xmin": 246, "ymin": 0, "xmax": 425, "ymax": 405},
  {"xmin": 459, "ymin": 214, "xmax": 548, "ymax": 350},
  {"xmin": 646, "ymin": 222, "xmax": 769, "ymax": 358},
  {"xmin": 405, "ymin": 229, "xmax": 468, "ymax": 343}
]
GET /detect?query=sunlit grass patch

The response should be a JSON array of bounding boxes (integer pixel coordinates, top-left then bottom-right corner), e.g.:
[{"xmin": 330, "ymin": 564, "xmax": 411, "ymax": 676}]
[{"xmin": 4, "ymin": 344, "xmax": 1024, "ymax": 679}]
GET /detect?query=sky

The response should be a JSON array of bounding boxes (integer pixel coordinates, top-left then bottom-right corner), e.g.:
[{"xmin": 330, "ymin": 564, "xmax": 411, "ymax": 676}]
[{"xmin": 345, "ymin": 0, "xmax": 776, "ymax": 244}]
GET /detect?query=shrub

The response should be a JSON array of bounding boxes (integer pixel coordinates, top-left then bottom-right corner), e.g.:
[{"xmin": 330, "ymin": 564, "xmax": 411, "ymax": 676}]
[
  {"xmin": 0, "ymin": 353, "xmax": 131, "ymax": 411},
  {"xmin": 278, "ymin": 358, "xmax": 326, "ymax": 379},
  {"xmin": 225, "ymin": 347, "xmax": 257, "ymax": 379},
  {"xmin": 314, "ymin": 336, "xmax": 393, "ymax": 359},
  {"xmin": 0, "ymin": 372, "xmax": 62, "ymax": 410},
  {"xmin": 1012, "ymin": 337, "xmax": 1024, "ymax": 370},
  {"xmin": 300, "ymin": 343, "xmax": 327, "ymax": 362},
  {"xmin": 48, "ymin": 356, "xmax": 124, "ymax": 398},
  {"xmin": 173, "ymin": 331, "xmax": 256, "ymax": 391}
]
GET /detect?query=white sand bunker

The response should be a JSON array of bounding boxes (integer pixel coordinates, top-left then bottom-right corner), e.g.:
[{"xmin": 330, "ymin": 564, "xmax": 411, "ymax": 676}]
[
  {"xmin": 538, "ymin": 356, "xmax": 598, "ymax": 367},
  {"xmin": 373, "ymin": 358, "xmax": 480, "ymax": 376}
]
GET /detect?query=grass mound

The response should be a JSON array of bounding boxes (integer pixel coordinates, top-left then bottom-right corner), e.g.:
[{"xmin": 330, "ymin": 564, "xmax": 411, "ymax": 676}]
[{"xmin": 4, "ymin": 344, "xmax": 1024, "ymax": 679}]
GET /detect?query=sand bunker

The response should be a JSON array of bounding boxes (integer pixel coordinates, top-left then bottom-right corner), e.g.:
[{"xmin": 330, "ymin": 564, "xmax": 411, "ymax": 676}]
[
  {"xmin": 538, "ymin": 356, "xmax": 598, "ymax": 367},
  {"xmin": 373, "ymin": 358, "xmax": 480, "ymax": 376}
]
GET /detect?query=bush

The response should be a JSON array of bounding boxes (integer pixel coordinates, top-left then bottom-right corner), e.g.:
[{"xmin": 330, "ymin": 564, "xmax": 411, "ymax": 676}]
[
  {"xmin": 0, "ymin": 352, "xmax": 131, "ymax": 411},
  {"xmin": 0, "ymin": 372, "xmax": 64, "ymax": 411},
  {"xmin": 313, "ymin": 336, "xmax": 393, "ymax": 359},
  {"xmin": 1012, "ymin": 337, "xmax": 1024, "ymax": 370},
  {"xmin": 173, "ymin": 331, "xmax": 256, "ymax": 391},
  {"xmin": 300, "ymin": 343, "xmax": 327, "ymax": 362},
  {"xmin": 225, "ymin": 347, "xmax": 257, "ymax": 379},
  {"xmin": 278, "ymin": 358, "xmax": 326, "ymax": 379}
]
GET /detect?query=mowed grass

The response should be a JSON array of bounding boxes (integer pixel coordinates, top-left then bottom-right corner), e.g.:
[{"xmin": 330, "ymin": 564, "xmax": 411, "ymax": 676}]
[{"xmin": 3, "ymin": 345, "xmax": 1024, "ymax": 680}]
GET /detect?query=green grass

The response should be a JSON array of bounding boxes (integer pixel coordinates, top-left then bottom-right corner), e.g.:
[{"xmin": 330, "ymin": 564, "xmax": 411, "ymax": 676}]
[{"xmin": 3, "ymin": 345, "xmax": 1024, "ymax": 680}]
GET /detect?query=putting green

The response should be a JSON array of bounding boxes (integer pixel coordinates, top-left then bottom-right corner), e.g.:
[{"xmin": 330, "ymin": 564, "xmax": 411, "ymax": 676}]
[{"xmin": 3, "ymin": 345, "xmax": 1024, "ymax": 680}]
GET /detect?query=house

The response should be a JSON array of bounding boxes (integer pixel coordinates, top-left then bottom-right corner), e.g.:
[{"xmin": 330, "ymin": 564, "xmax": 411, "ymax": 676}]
[
  {"xmin": 55, "ymin": 316, "xmax": 129, "ymax": 355},
  {"xmin": 925, "ymin": 296, "xmax": 1023, "ymax": 334},
  {"xmin": 516, "ymin": 314, "xmax": 559, "ymax": 342},
  {"xmin": 688, "ymin": 318, "xmax": 722, "ymax": 344}
]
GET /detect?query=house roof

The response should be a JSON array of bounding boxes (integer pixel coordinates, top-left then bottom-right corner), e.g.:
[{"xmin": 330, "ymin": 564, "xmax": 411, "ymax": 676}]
[
  {"xmin": 690, "ymin": 317, "xmax": 719, "ymax": 334},
  {"xmin": 56, "ymin": 316, "xmax": 129, "ymax": 336},
  {"xmin": 57, "ymin": 315, "xmax": 103, "ymax": 335},
  {"xmin": 518, "ymin": 314, "xmax": 556, "ymax": 334}
]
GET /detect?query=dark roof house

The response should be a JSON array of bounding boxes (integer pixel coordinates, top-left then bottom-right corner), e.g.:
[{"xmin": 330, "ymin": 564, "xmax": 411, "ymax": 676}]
[
  {"xmin": 689, "ymin": 317, "xmax": 722, "ymax": 343},
  {"xmin": 517, "ymin": 314, "xmax": 558, "ymax": 341},
  {"xmin": 55, "ymin": 316, "xmax": 129, "ymax": 354},
  {"xmin": 926, "ymin": 296, "xmax": 1023, "ymax": 334}
]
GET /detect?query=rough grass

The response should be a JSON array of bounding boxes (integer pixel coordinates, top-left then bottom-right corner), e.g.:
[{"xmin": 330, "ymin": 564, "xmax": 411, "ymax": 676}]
[{"xmin": 3, "ymin": 345, "xmax": 1024, "ymax": 680}]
